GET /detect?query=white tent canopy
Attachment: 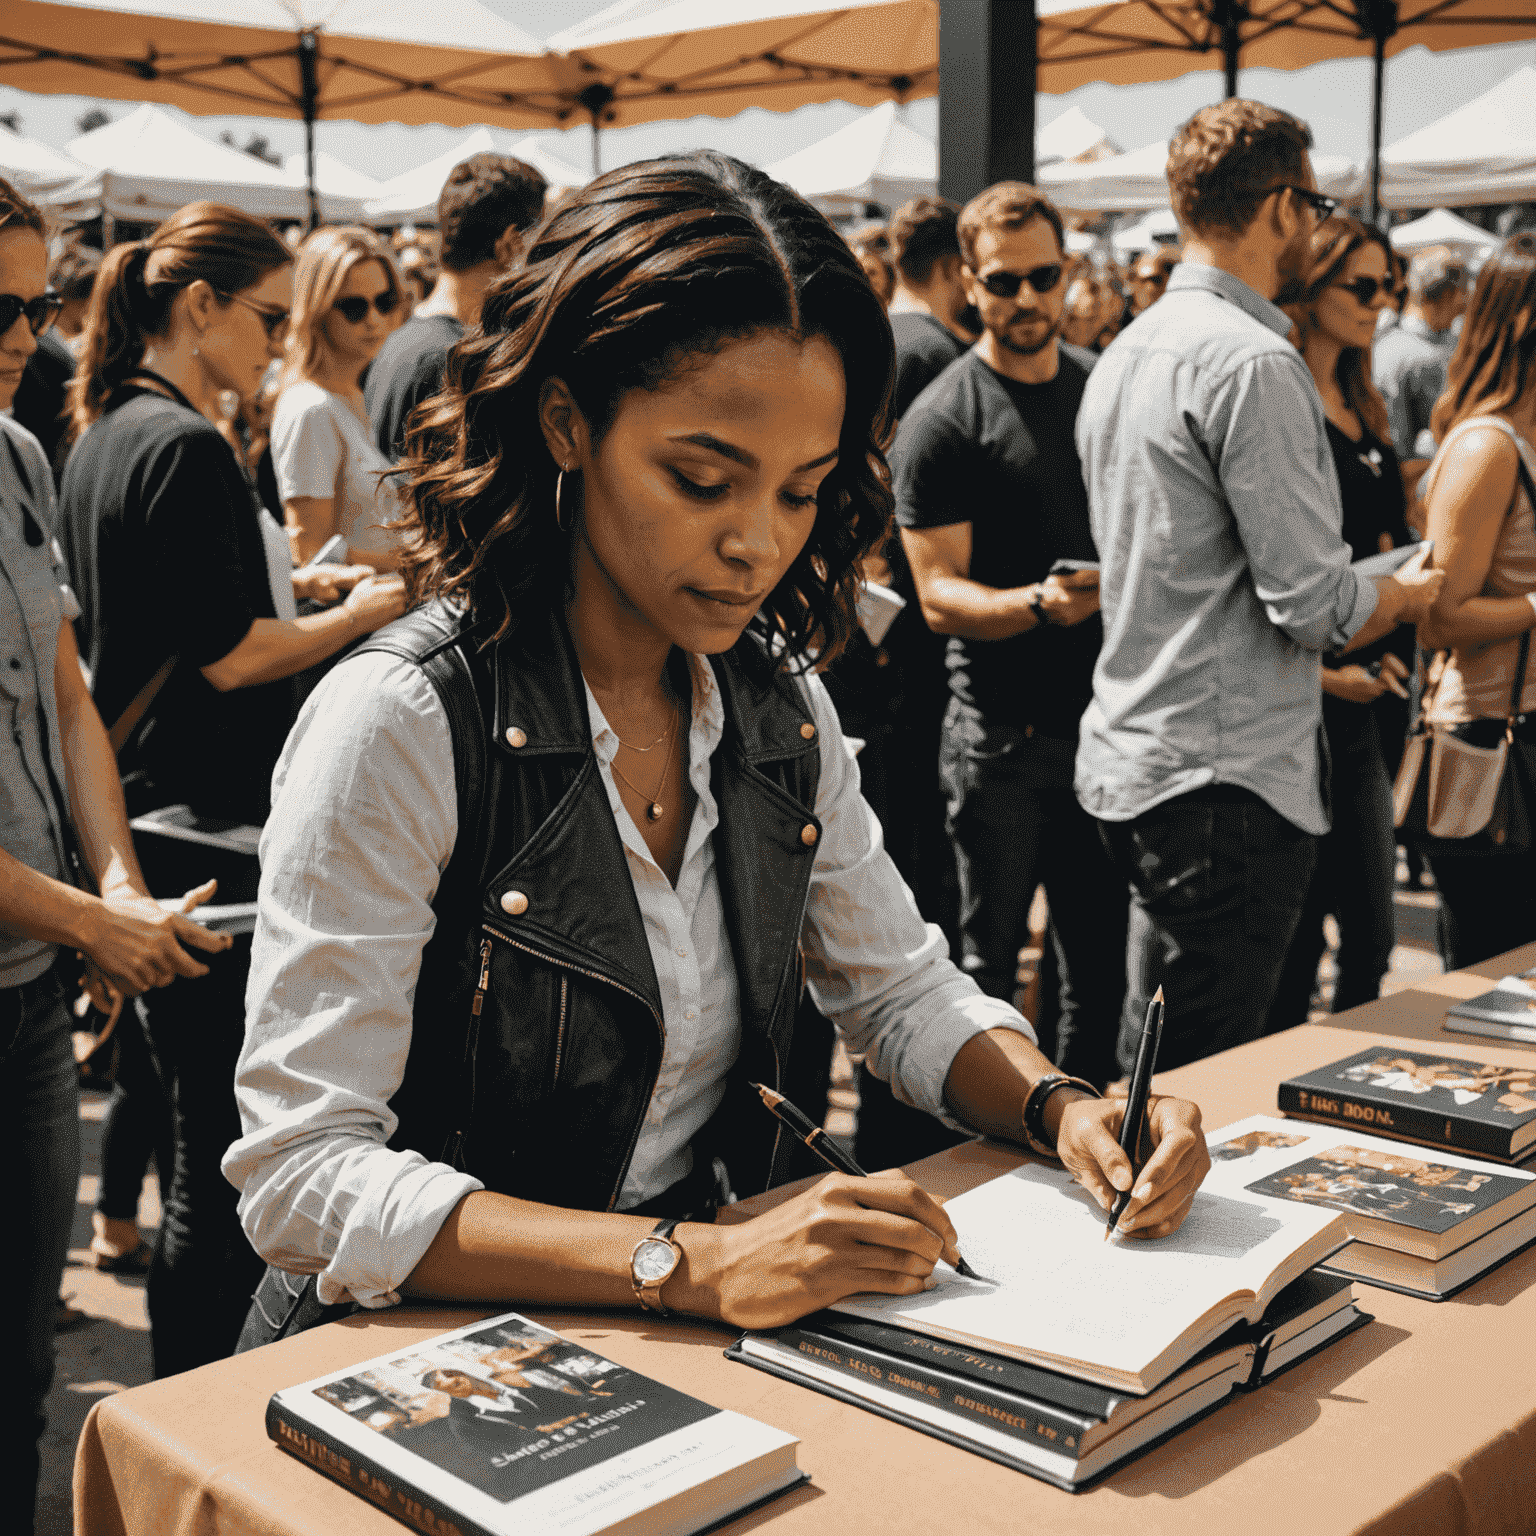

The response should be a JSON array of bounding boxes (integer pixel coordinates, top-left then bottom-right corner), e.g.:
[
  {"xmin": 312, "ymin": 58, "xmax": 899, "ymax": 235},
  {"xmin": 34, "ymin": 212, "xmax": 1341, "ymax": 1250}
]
[
  {"xmin": 67, "ymin": 103, "xmax": 315, "ymax": 223},
  {"xmin": 281, "ymin": 150, "xmax": 382, "ymax": 211},
  {"xmin": 1039, "ymin": 137, "xmax": 1364, "ymax": 213},
  {"xmin": 0, "ymin": 125, "xmax": 101, "ymax": 222},
  {"xmin": 1036, "ymin": 106, "xmax": 1117, "ymax": 167},
  {"xmin": 1112, "ymin": 208, "xmax": 1180, "ymax": 255},
  {"xmin": 1389, "ymin": 207, "xmax": 1499, "ymax": 259},
  {"xmin": 765, "ymin": 101, "xmax": 934, "ymax": 211},
  {"xmin": 363, "ymin": 129, "xmax": 587, "ymax": 226},
  {"xmin": 1380, "ymin": 66, "xmax": 1536, "ymax": 211}
]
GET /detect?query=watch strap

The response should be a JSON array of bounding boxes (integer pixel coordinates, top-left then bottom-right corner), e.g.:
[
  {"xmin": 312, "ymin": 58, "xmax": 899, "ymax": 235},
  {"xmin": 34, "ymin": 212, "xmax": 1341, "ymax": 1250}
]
[
  {"xmin": 632, "ymin": 1216, "xmax": 684, "ymax": 1316},
  {"xmin": 1028, "ymin": 585, "xmax": 1050, "ymax": 627}
]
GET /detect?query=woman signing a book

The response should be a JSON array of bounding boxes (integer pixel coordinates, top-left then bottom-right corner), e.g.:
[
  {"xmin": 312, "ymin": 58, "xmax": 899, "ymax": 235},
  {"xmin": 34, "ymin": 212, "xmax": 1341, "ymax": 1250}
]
[{"xmin": 223, "ymin": 154, "xmax": 1211, "ymax": 1345}]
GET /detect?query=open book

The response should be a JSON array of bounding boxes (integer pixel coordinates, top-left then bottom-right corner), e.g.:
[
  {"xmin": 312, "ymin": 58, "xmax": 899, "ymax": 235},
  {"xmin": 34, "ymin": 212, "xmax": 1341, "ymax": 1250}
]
[{"xmin": 830, "ymin": 1161, "xmax": 1346, "ymax": 1394}]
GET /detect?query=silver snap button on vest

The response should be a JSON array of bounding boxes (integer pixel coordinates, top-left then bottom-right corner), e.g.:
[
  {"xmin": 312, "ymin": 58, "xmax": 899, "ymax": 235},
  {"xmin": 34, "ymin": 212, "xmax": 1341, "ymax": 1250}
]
[
  {"xmin": 505, "ymin": 727, "xmax": 527, "ymax": 748},
  {"xmin": 500, "ymin": 890, "xmax": 529, "ymax": 915},
  {"xmin": 800, "ymin": 824, "xmax": 818, "ymax": 847}
]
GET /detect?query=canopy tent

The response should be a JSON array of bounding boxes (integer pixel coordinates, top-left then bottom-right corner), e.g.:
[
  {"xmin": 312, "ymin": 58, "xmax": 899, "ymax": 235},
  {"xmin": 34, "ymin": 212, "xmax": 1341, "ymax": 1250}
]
[
  {"xmin": 0, "ymin": 0, "xmax": 574, "ymax": 225},
  {"xmin": 546, "ymin": 0, "xmax": 938, "ymax": 172},
  {"xmin": 0, "ymin": 124, "xmax": 101, "ymax": 221},
  {"xmin": 1388, "ymin": 207, "xmax": 1499, "ymax": 261},
  {"xmin": 1033, "ymin": 0, "xmax": 1536, "ymax": 219},
  {"xmin": 67, "ymin": 102, "xmax": 317, "ymax": 223},
  {"xmin": 764, "ymin": 101, "xmax": 935, "ymax": 212},
  {"xmin": 1378, "ymin": 65, "xmax": 1536, "ymax": 211},
  {"xmin": 1111, "ymin": 208, "xmax": 1180, "ymax": 255},
  {"xmin": 281, "ymin": 147, "xmax": 381, "ymax": 211},
  {"xmin": 362, "ymin": 128, "xmax": 588, "ymax": 226},
  {"xmin": 1039, "ymin": 137, "xmax": 1364, "ymax": 214},
  {"xmin": 1036, "ymin": 106, "xmax": 1118, "ymax": 167}
]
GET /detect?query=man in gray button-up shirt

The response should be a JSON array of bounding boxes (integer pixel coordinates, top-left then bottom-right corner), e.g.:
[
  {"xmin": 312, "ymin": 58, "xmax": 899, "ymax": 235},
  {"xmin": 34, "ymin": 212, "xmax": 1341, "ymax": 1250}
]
[{"xmin": 1073, "ymin": 101, "xmax": 1442, "ymax": 1074}]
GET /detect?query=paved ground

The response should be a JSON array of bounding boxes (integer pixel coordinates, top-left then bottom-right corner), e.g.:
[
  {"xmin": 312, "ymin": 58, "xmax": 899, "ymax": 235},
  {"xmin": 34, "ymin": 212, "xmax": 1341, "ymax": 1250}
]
[{"xmin": 38, "ymin": 862, "xmax": 1449, "ymax": 1536}]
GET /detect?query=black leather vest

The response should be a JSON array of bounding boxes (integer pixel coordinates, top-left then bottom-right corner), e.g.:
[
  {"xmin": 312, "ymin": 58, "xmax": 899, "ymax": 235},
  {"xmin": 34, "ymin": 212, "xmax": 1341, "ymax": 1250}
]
[{"xmin": 359, "ymin": 602, "xmax": 827, "ymax": 1212}]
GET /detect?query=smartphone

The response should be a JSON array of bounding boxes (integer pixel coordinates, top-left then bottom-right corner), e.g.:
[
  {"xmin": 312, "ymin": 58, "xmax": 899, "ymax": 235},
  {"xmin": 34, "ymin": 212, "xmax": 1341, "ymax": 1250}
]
[
  {"xmin": 305, "ymin": 534, "xmax": 349, "ymax": 567},
  {"xmin": 1048, "ymin": 558, "xmax": 1100, "ymax": 578}
]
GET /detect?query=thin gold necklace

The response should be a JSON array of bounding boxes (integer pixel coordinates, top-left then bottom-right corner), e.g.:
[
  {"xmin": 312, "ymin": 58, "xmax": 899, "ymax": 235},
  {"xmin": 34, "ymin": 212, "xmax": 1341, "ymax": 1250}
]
[{"xmin": 609, "ymin": 704, "xmax": 681, "ymax": 822}]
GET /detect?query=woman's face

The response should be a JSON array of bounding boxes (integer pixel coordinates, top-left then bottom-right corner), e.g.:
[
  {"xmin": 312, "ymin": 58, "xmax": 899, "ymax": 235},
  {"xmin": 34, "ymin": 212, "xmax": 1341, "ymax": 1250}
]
[
  {"xmin": 0, "ymin": 226, "xmax": 47, "ymax": 414},
  {"xmin": 199, "ymin": 264, "xmax": 292, "ymax": 402},
  {"xmin": 321, "ymin": 257, "xmax": 396, "ymax": 372},
  {"xmin": 561, "ymin": 328, "xmax": 847, "ymax": 657},
  {"xmin": 1311, "ymin": 240, "xmax": 1395, "ymax": 353}
]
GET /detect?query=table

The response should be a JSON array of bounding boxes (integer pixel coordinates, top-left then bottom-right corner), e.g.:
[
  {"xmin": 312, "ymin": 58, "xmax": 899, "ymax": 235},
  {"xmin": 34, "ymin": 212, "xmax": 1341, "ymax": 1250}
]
[{"xmin": 74, "ymin": 949, "xmax": 1536, "ymax": 1536}]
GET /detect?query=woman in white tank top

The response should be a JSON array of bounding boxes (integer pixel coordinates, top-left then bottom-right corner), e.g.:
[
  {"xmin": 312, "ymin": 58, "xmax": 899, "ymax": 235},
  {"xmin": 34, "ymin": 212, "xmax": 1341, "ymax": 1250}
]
[{"xmin": 1415, "ymin": 232, "xmax": 1536, "ymax": 966}]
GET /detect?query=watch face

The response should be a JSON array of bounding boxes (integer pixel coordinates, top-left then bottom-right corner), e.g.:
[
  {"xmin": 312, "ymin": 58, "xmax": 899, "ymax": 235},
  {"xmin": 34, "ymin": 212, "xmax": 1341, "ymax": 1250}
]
[{"xmin": 633, "ymin": 1238, "xmax": 678, "ymax": 1283}]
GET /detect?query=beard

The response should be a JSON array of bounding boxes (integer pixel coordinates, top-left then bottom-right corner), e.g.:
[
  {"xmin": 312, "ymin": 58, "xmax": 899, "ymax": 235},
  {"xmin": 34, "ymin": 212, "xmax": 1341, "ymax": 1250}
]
[{"xmin": 995, "ymin": 312, "xmax": 1062, "ymax": 356}]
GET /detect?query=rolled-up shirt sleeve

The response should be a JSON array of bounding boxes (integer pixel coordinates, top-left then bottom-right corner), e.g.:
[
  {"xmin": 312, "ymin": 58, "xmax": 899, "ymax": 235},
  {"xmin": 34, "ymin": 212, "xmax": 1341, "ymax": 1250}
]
[
  {"xmin": 222, "ymin": 652, "xmax": 481, "ymax": 1309},
  {"xmin": 1217, "ymin": 353, "xmax": 1378, "ymax": 652},
  {"xmin": 797, "ymin": 672, "xmax": 1035, "ymax": 1124}
]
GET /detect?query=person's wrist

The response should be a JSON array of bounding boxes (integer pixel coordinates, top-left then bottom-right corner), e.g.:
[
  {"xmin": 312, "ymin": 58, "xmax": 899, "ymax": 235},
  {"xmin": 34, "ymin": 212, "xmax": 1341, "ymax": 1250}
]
[
  {"xmin": 661, "ymin": 1221, "xmax": 724, "ymax": 1320},
  {"xmin": 1027, "ymin": 584, "xmax": 1050, "ymax": 629},
  {"xmin": 1526, "ymin": 591, "xmax": 1536, "ymax": 627},
  {"xmin": 1041, "ymin": 1087, "xmax": 1097, "ymax": 1146}
]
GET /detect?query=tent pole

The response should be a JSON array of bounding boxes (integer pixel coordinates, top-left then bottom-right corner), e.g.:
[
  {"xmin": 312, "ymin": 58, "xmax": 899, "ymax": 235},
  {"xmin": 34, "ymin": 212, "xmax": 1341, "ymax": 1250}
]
[
  {"xmin": 1363, "ymin": 1, "xmax": 1398, "ymax": 227},
  {"xmin": 299, "ymin": 28, "xmax": 321, "ymax": 232},
  {"xmin": 1218, "ymin": 0, "xmax": 1242, "ymax": 98},
  {"xmin": 577, "ymin": 83, "xmax": 615, "ymax": 180}
]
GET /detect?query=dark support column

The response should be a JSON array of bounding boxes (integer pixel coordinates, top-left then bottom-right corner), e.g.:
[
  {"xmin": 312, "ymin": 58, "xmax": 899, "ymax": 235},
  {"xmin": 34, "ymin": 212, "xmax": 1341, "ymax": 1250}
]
[
  {"xmin": 1362, "ymin": 0, "xmax": 1399, "ymax": 226},
  {"xmin": 1216, "ymin": 0, "xmax": 1243, "ymax": 98},
  {"xmin": 578, "ymin": 83, "xmax": 616, "ymax": 178},
  {"xmin": 938, "ymin": 0, "xmax": 1037, "ymax": 205},
  {"xmin": 298, "ymin": 29, "xmax": 321, "ymax": 232}
]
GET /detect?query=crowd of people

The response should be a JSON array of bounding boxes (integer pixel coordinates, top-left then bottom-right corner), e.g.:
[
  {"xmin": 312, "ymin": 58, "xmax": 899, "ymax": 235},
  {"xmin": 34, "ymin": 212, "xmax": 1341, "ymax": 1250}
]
[{"xmin": 4, "ymin": 96, "xmax": 1535, "ymax": 1535}]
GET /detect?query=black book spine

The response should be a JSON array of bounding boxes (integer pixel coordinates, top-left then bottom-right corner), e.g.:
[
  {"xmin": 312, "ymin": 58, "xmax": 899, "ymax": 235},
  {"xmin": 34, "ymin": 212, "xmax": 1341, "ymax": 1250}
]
[
  {"xmin": 770, "ymin": 1327, "xmax": 1098, "ymax": 1454},
  {"xmin": 1278, "ymin": 1080, "xmax": 1510, "ymax": 1159},
  {"xmin": 266, "ymin": 1396, "xmax": 488, "ymax": 1536}
]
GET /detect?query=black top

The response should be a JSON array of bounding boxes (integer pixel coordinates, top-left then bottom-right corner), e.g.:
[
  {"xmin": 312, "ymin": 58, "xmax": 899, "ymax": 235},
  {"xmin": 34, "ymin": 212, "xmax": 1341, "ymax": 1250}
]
[
  {"xmin": 12, "ymin": 329, "xmax": 74, "ymax": 482},
  {"xmin": 892, "ymin": 345, "xmax": 1100, "ymax": 739},
  {"xmin": 364, "ymin": 313, "xmax": 464, "ymax": 460},
  {"xmin": 59, "ymin": 386, "xmax": 295, "ymax": 823},
  {"xmin": 890, "ymin": 311, "xmax": 967, "ymax": 420}
]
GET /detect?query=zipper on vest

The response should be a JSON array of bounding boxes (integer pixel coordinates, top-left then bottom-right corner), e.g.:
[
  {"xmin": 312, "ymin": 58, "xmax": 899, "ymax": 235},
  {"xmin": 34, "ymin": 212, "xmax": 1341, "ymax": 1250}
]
[
  {"xmin": 471, "ymin": 937, "xmax": 492, "ymax": 1016},
  {"xmin": 447, "ymin": 937, "xmax": 495, "ymax": 1170},
  {"xmin": 551, "ymin": 976, "xmax": 568, "ymax": 1089},
  {"xmin": 480, "ymin": 923, "xmax": 664, "ymax": 1212}
]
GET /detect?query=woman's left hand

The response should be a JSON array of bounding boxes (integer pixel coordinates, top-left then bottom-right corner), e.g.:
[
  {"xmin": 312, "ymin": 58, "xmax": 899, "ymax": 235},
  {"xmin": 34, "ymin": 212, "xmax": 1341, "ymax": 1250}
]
[
  {"xmin": 292, "ymin": 562, "xmax": 374, "ymax": 605},
  {"xmin": 1053, "ymin": 1095, "xmax": 1210, "ymax": 1239}
]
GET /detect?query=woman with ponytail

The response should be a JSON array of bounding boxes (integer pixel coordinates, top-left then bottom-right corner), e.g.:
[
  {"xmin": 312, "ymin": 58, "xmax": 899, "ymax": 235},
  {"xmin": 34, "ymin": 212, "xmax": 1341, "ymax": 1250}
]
[{"xmin": 57, "ymin": 201, "xmax": 407, "ymax": 1378}]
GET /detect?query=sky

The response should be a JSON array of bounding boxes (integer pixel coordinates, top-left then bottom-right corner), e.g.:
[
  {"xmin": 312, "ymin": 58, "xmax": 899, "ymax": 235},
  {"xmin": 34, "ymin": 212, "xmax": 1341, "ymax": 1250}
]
[{"xmin": 1, "ymin": 1, "xmax": 1532, "ymax": 191}]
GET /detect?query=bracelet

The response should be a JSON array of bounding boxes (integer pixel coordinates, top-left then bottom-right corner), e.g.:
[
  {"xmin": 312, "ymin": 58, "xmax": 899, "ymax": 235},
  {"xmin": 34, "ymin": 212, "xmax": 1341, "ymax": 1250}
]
[
  {"xmin": 1020, "ymin": 1074, "xmax": 1103, "ymax": 1159},
  {"xmin": 1028, "ymin": 585, "xmax": 1050, "ymax": 628}
]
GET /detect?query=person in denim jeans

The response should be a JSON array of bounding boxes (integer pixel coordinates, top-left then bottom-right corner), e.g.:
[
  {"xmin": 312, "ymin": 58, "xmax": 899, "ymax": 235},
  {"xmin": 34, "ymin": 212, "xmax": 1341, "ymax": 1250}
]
[
  {"xmin": 0, "ymin": 176, "xmax": 228, "ymax": 1536},
  {"xmin": 898, "ymin": 182, "xmax": 1126, "ymax": 1090}
]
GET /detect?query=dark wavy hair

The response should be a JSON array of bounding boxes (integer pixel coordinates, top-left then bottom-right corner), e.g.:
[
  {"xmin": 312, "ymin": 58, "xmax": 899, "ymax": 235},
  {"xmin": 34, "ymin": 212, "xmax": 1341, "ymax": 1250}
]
[
  {"xmin": 397, "ymin": 150, "xmax": 896, "ymax": 665},
  {"xmin": 1277, "ymin": 214, "xmax": 1394, "ymax": 444}
]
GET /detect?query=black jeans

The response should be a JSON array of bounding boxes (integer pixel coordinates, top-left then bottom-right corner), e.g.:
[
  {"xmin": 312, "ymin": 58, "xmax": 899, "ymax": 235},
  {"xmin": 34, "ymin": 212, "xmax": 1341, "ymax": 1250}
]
[
  {"xmin": 97, "ymin": 1004, "xmax": 171, "ymax": 1221},
  {"xmin": 1099, "ymin": 785, "xmax": 1317, "ymax": 1074},
  {"xmin": 138, "ymin": 931, "xmax": 266, "ymax": 1378},
  {"xmin": 1269, "ymin": 706, "xmax": 1397, "ymax": 1029},
  {"xmin": 939, "ymin": 703, "xmax": 1127, "ymax": 1090}
]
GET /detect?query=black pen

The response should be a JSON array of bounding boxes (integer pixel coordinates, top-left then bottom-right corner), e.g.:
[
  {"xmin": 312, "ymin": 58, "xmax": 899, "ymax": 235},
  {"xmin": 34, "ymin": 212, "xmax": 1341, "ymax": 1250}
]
[
  {"xmin": 1106, "ymin": 985, "xmax": 1165, "ymax": 1240},
  {"xmin": 749, "ymin": 1081, "xmax": 989, "ymax": 1281}
]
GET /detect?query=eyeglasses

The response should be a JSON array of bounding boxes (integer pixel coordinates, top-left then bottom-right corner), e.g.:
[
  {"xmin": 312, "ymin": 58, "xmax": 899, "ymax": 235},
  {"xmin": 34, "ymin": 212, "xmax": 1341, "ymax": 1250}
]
[
  {"xmin": 333, "ymin": 291, "xmax": 401, "ymax": 325},
  {"xmin": 1278, "ymin": 185, "xmax": 1339, "ymax": 222},
  {"xmin": 1331, "ymin": 275, "xmax": 1396, "ymax": 306},
  {"xmin": 0, "ymin": 291, "xmax": 63, "ymax": 338},
  {"xmin": 220, "ymin": 291, "xmax": 290, "ymax": 339},
  {"xmin": 976, "ymin": 264, "xmax": 1065, "ymax": 300}
]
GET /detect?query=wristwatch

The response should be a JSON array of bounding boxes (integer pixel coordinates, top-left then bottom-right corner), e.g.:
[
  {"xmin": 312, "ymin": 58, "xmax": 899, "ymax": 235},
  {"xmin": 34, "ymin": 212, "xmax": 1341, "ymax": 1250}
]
[
  {"xmin": 631, "ymin": 1217, "xmax": 685, "ymax": 1315},
  {"xmin": 1028, "ymin": 585, "xmax": 1050, "ymax": 627}
]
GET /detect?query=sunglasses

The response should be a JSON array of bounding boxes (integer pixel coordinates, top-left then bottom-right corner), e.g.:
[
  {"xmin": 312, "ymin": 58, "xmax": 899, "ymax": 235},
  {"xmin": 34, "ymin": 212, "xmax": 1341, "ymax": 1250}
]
[
  {"xmin": 976, "ymin": 264, "xmax": 1065, "ymax": 300},
  {"xmin": 333, "ymin": 291, "xmax": 401, "ymax": 324},
  {"xmin": 220, "ymin": 291, "xmax": 290, "ymax": 339},
  {"xmin": 1279, "ymin": 185, "xmax": 1340, "ymax": 222},
  {"xmin": 1332, "ymin": 275, "xmax": 1396, "ymax": 306},
  {"xmin": 0, "ymin": 291, "xmax": 63, "ymax": 338}
]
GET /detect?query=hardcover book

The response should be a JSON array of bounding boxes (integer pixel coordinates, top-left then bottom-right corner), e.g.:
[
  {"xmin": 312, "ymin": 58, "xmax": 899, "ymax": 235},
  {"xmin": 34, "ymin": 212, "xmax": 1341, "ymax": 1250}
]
[
  {"xmin": 1204, "ymin": 1115, "xmax": 1536, "ymax": 1299},
  {"xmin": 266, "ymin": 1312, "xmax": 804, "ymax": 1536},
  {"xmin": 1444, "ymin": 975, "xmax": 1536, "ymax": 1046},
  {"xmin": 826, "ymin": 1159, "xmax": 1347, "ymax": 1395},
  {"xmin": 727, "ymin": 1272, "xmax": 1364, "ymax": 1490},
  {"xmin": 1278, "ymin": 1046, "xmax": 1536, "ymax": 1160}
]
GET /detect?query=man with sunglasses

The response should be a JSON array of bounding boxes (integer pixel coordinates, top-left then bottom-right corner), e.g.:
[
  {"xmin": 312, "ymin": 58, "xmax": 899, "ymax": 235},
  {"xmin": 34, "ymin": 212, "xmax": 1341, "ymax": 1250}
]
[
  {"xmin": 895, "ymin": 182, "xmax": 1127, "ymax": 1095},
  {"xmin": 1073, "ymin": 100, "xmax": 1445, "ymax": 1078},
  {"xmin": 367, "ymin": 152, "xmax": 546, "ymax": 462}
]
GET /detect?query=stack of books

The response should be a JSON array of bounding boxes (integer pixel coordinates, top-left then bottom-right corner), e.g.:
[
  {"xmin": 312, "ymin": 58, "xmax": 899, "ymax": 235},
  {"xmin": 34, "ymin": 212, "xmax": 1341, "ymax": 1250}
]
[
  {"xmin": 1217, "ymin": 1112, "xmax": 1536, "ymax": 1299},
  {"xmin": 1442, "ymin": 971, "xmax": 1536, "ymax": 1046},
  {"xmin": 730, "ymin": 1151, "xmax": 1368, "ymax": 1489}
]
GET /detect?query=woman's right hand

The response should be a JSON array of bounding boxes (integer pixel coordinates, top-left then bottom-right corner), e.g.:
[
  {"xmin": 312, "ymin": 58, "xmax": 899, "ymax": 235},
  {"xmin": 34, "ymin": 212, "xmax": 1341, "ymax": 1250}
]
[
  {"xmin": 673, "ymin": 1170, "xmax": 962, "ymax": 1330},
  {"xmin": 1323, "ymin": 652, "xmax": 1410, "ymax": 704},
  {"xmin": 343, "ymin": 572, "xmax": 409, "ymax": 634}
]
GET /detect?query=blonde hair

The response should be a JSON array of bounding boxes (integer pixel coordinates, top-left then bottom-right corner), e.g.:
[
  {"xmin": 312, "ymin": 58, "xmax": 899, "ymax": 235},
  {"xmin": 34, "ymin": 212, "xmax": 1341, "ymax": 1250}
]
[{"xmin": 282, "ymin": 225, "xmax": 401, "ymax": 388}]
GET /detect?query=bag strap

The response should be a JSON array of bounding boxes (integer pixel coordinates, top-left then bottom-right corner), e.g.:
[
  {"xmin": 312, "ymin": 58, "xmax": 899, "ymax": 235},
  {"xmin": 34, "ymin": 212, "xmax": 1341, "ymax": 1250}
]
[{"xmin": 107, "ymin": 655, "xmax": 177, "ymax": 756}]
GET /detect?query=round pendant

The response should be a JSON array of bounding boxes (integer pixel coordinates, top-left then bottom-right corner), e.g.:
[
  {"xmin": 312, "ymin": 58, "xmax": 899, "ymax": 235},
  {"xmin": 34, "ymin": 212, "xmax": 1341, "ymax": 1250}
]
[{"xmin": 647, "ymin": 802, "xmax": 664, "ymax": 821}]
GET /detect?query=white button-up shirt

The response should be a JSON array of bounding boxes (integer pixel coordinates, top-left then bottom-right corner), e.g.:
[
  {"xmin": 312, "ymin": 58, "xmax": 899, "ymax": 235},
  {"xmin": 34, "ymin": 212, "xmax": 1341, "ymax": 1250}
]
[{"xmin": 224, "ymin": 647, "xmax": 1034, "ymax": 1309}]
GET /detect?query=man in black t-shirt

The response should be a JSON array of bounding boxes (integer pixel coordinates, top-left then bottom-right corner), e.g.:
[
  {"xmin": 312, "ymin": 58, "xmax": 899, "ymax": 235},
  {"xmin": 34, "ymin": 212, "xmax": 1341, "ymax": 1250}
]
[
  {"xmin": 895, "ymin": 182, "xmax": 1127, "ymax": 1091},
  {"xmin": 367, "ymin": 153, "xmax": 546, "ymax": 460},
  {"xmin": 887, "ymin": 197, "xmax": 971, "ymax": 418}
]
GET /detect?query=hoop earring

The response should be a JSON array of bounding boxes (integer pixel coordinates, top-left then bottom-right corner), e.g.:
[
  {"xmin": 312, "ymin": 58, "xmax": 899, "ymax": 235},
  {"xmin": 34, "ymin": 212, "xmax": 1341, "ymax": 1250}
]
[{"xmin": 554, "ymin": 469, "xmax": 567, "ymax": 531}]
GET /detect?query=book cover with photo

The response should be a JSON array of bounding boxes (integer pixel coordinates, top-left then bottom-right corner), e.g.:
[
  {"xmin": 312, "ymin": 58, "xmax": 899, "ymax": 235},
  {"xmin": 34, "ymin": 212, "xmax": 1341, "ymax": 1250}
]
[
  {"xmin": 1444, "ymin": 972, "xmax": 1536, "ymax": 1046},
  {"xmin": 267, "ymin": 1312, "xmax": 803, "ymax": 1536},
  {"xmin": 1278, "ymin": 1046, "xmax": 1536, "ymax": 1161},
  {"xmin": 1205, "ymin": 1115, "xmax": 1536, "ymax": 1299}
]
